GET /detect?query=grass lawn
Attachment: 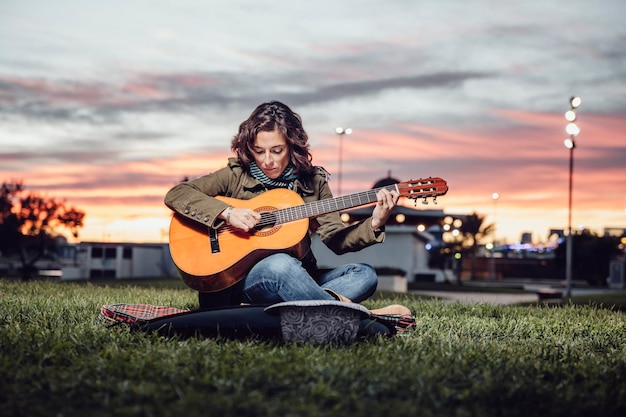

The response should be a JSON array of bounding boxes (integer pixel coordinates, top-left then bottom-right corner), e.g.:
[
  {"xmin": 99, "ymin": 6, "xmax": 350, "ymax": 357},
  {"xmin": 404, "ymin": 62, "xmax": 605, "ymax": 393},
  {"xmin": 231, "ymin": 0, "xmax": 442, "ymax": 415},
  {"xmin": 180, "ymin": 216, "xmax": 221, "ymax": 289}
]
[{"xmin": 1, "ymin": 277, "xmax": 625, "ymax": 417}]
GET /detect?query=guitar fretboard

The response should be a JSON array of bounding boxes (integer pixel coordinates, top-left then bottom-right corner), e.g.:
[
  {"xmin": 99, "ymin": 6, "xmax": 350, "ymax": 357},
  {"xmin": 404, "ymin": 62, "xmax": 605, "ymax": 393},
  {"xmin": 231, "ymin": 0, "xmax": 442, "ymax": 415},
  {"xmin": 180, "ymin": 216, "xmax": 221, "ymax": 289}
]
[{"xmin": 274, "ymin": 184, "xmax": 397, "ymax": 225}]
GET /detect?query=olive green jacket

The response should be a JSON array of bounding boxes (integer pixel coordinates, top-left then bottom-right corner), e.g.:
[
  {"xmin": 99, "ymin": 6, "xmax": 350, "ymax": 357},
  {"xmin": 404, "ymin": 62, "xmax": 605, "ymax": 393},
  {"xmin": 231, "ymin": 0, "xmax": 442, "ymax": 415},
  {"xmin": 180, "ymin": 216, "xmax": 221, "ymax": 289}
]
[{"xmin": 164, "ymin": 158, "xmax": 385, "ymax": 266}]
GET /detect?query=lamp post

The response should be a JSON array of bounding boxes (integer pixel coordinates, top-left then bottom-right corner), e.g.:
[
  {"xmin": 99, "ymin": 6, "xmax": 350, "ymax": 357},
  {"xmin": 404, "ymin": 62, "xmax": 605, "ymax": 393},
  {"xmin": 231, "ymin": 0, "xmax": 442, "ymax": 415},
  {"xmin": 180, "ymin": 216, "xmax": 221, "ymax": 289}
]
[
  {"xmin": 335, "ymin": 127, "xmax": 352, "ymax": 196},
  {"xmin": 489, "ymin": 192, "xmax": 499, "ymax": 279},
  {"xmin": 564, "ymin": 96, "xmax": 581, "ymax": 298}
]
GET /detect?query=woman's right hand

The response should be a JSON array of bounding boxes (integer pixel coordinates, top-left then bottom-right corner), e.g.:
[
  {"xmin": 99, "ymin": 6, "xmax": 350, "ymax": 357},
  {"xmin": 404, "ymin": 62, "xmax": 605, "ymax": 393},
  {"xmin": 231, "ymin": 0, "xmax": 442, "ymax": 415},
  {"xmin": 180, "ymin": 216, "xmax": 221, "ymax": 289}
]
[{"xmin": 222, "ymin": 207, "xmax": 261, "ymax": 232}]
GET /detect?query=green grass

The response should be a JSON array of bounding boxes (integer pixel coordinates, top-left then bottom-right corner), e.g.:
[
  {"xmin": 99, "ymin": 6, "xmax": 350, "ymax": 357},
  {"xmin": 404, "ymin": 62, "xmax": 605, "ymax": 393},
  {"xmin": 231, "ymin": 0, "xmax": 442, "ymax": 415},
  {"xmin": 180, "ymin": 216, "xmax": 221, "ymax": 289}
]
[{"xmin": 1, "ymin": 278, "xmax": 625, "ymax": 417}]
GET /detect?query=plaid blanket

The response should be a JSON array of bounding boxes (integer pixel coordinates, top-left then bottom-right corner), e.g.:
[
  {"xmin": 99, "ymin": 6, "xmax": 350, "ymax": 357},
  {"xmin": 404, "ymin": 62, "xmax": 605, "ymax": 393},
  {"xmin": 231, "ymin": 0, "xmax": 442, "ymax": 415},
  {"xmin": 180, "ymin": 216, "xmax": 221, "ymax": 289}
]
[
  {"xmin": 98, "ymin": 303, "xmax": 189, "ymax": 326},
  {"xmin": 369, "ymin": 313, "xmax": 416, "ymax": 334}
]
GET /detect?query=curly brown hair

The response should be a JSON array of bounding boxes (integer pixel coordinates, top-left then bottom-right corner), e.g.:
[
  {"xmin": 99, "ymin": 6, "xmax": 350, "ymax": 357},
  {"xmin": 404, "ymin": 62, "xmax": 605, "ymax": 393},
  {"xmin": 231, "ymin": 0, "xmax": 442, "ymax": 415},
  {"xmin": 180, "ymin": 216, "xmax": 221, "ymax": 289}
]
[{"xmin": 231, "ymin": 101, "xmax": 313, "ymax": 175}]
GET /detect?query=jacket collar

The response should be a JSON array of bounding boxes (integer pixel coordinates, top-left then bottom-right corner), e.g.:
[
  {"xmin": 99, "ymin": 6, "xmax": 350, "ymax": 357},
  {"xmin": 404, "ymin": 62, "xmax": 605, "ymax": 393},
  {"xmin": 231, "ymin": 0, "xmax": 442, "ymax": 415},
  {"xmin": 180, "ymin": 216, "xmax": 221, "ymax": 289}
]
[{"xmin": 228, "ymin": 157, "xmax": 315, "ymax": 196}]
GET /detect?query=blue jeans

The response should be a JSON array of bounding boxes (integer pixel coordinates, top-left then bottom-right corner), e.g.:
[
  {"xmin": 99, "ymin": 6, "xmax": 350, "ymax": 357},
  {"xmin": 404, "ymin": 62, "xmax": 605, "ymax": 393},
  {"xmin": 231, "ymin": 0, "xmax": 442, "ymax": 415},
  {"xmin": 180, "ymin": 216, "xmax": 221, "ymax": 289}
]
[{"xmin": 238, "ymin": 253, "xmax": 377, "ymax": 304}]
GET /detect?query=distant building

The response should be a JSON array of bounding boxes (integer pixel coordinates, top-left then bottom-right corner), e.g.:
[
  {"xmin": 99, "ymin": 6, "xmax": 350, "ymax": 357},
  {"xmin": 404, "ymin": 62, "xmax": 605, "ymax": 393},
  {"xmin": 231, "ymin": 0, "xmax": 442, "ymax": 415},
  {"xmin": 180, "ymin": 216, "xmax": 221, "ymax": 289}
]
[
  {"xmin": 548, "ymin": 229, "xmax": 565, "ymax": 241},
  {"xmin": 58, "ymin": 241, "xmax": 177, "ymax": 280}
]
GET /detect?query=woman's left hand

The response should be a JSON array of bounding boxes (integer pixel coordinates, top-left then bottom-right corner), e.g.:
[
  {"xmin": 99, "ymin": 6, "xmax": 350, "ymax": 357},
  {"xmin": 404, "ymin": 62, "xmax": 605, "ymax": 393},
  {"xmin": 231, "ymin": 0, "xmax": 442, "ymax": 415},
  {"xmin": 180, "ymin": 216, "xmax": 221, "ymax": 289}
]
[{"xmin": 371, "ymin": 188, "xmax": 400, "ymax": 230}]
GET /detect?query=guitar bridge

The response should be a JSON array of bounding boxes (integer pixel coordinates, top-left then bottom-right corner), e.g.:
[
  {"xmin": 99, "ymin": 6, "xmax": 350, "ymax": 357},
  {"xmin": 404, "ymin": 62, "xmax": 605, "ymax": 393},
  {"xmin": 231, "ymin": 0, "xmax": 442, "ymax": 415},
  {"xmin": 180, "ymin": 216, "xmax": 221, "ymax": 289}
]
[{"xmin": 208, "ymin": 227, "xmax": 220, "ymax": 253}]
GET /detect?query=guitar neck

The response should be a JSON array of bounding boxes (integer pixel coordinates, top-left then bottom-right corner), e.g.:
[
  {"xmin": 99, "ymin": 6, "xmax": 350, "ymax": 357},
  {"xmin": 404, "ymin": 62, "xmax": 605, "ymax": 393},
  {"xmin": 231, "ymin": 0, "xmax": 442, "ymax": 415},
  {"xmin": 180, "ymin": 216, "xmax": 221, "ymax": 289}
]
[{"xmin": 274, "ymin": 184, "xmax": 397, "ymax": 225}]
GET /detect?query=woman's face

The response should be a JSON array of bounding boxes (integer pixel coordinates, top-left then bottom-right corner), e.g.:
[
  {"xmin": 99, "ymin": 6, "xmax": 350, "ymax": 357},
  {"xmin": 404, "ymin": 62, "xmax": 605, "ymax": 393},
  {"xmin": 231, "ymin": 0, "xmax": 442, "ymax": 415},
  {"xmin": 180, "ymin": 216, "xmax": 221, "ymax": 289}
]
[{"xmin": 252, "ymin": 129, "xmax": 290, "ymax": 179}]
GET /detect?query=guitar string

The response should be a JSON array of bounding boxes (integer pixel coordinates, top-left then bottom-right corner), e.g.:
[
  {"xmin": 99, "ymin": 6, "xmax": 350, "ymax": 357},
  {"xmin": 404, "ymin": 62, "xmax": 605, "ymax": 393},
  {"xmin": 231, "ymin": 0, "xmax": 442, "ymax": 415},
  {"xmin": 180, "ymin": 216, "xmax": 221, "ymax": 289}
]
[
  {"xmin": 216, "ymin": 179, "xmax": 445, "ymax": 231},
  {"xmin": 218, "ymin": 187, "xmax": 385, "ymax": 231}
]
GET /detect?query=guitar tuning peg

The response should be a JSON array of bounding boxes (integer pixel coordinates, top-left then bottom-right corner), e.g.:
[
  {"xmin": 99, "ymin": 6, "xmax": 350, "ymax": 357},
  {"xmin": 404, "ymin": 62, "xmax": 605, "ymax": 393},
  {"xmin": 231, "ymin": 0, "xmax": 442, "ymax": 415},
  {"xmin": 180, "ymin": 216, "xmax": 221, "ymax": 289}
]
[
  {"xmin": 433, "ymin": 196, "xmax": 438, "ymax": 205},
  {"xmin": 422, "ymin": 197, "xmax": 428, "ymax": 205}
]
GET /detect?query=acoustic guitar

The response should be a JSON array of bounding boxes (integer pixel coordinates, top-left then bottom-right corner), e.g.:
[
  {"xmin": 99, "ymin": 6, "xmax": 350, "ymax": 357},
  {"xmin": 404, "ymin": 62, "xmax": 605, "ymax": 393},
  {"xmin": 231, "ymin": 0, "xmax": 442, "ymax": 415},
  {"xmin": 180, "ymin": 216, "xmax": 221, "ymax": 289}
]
[{"xmin": 169, "ymin": 177, "xmax": 448, "ymax": 292}]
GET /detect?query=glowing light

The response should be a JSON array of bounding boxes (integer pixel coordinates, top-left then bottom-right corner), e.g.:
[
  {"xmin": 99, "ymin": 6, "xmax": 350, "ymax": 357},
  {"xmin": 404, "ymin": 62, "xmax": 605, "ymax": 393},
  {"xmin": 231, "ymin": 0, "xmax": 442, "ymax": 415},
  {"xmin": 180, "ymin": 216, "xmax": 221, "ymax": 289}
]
[
  {"xmin": 335, "ymin": 126, "xmax": 352, "ymax": 196},
  {"xmin": 570, "ymin": 96, "xmax": 582, "ymax": 108},
  {"xmin": 416, "ymin": 224, "xmax": 425, "ymax": 232},
  {"xmin": 340, "ymin": 213, "xmax": 350, "ymax": 223},
  {"xmin": 566, "ymin": 123, "xmax": 580, "ymax": 136},
  {"xmin": 395, "ymin": 213, "xmax": 406, "ymax": 223},
  {"xmin": 565, "ymin": 110, "xmax": 577, "ymax": 122}
]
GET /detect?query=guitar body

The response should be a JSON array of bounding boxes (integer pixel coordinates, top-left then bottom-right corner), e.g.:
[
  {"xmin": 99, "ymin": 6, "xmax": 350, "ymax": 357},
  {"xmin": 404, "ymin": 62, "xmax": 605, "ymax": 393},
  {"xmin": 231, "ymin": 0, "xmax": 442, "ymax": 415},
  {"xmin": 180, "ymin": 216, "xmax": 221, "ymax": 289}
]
[{"xmin": 169, "ymin": 189, "xmax": 310, "ymax": 292}]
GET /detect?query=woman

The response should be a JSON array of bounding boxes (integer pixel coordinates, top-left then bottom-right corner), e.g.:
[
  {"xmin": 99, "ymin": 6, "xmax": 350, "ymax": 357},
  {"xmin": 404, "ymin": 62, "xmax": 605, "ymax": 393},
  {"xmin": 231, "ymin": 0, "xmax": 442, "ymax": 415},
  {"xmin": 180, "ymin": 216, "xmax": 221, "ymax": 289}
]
[{"xmin": 165, "ymin": 100, "xmax": 399, "ymax": 309}]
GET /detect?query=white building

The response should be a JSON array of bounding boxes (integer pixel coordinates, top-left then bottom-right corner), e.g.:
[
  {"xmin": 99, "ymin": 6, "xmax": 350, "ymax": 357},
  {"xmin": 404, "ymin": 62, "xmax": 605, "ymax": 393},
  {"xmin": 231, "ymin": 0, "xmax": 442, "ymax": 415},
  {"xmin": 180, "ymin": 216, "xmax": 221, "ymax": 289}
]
[
  {"xmin": 312, "ymin": 210, "xmax": 456, "ymax": 284},
  {"xmin": 59, "ymin": 241, "xmax": 178, "ymax": 281},
  {"xmin": 309, "ymin": 173, "xmax": 459, "ymax": 283}
]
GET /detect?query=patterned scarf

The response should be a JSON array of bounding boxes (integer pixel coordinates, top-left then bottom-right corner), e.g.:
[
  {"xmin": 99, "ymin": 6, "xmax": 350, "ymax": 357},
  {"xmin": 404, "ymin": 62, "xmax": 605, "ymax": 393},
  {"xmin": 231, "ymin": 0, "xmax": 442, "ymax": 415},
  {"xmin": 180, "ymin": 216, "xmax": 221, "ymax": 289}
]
[{"xmin": 249, "ymin": 161, "xmax": 299, "ymax": 190}]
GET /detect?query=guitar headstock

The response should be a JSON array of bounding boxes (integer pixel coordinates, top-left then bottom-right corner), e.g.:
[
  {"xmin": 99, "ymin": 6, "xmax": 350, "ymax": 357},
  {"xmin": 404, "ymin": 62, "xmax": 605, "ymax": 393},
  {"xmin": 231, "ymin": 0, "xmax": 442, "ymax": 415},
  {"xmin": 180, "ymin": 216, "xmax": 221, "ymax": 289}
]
[{"xmin": 397, "ymin": 177, "xmax": 448, "ymax": 205}]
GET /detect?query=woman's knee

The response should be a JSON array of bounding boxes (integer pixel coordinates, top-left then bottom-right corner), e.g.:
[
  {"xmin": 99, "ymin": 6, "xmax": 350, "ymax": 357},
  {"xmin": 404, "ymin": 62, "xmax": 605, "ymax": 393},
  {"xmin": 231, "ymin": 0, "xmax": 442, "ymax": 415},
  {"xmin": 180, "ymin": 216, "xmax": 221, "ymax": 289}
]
[
  {"xmin": 253, "ymin": 253, "xmax": 301, "ymax": 277},
  {"xmin": 355, "ymin": 263, "xmax": 378, "ymax": 285},
  {"xmin": 350, "ymin": 263, "xmax": 378, "ymax": 301}
]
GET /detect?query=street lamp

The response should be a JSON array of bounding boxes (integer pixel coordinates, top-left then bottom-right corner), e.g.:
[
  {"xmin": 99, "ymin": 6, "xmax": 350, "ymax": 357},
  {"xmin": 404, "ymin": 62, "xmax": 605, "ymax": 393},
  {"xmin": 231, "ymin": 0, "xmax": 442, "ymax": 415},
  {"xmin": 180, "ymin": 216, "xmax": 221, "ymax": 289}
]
[
  {"xmin": 491, "ymin": 192, "xmax": 499, "ymax": 238},
  {"xmin": 564, "ymin": 96, "xmax": 581, "ymax": 298},
  {"xmin": 335, "ymin": 127, "xmax": 352, "ymax": 196},
  {"xmin": 489, "ymin": 192, "xmax": 499, "ymax": 279}
]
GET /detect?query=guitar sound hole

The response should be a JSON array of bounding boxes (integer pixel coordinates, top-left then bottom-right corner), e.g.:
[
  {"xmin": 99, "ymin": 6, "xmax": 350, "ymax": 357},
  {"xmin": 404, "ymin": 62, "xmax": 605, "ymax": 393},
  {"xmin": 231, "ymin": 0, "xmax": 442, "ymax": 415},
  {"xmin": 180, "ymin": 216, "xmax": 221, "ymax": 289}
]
[{"xmin": 253, "ymin": 211, "xmax": 277, "ymax": 234}]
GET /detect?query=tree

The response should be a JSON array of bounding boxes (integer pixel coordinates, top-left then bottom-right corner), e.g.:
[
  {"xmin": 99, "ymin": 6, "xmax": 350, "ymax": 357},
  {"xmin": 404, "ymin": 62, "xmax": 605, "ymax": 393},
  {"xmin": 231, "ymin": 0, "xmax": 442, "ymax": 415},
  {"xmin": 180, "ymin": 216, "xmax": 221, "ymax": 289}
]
[
  {"xmin": 425, "ymin": 212, "xmax": 493, "ymax": 283},
  {"xmin": 459, "ymin": 212, "xmax": 495, "ymax": 280},
  {"xmin": 0, "ymin": 181, "xmax": 86, "ymax": 280},
  {"xmin": 554, "ymin": 229, "xmax": 622, "ymax": 286}
]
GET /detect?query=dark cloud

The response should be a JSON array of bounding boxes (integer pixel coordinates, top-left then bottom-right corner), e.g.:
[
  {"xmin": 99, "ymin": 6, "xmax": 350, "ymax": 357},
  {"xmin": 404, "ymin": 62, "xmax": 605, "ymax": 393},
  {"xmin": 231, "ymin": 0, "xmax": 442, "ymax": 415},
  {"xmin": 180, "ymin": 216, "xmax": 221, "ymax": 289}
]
[
  {"xmin": 266, "ymin": 72, "xmax": 496, "ymax": 107},
  {"xmin": 580, "ymin": 146, "xmax": 626, "ymax": 170},
  {"xmin": 0, "ymin": 149, "xmax": 120, "ymax": 166},
  {"xmin": 62, "ymin": 194, "xmax": 166, "ymax": 207},
  {"xmin": 0, "ymin": 70, "xmax": 495, "ymax": 122}
]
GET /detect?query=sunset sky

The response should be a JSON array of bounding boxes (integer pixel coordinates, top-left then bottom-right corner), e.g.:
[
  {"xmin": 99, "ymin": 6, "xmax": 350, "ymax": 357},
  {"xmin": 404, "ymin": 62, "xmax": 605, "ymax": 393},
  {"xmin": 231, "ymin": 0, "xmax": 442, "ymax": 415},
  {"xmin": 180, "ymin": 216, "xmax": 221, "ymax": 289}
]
[{"xmin": 1, "ymin": 0, "xmax": 625, "ymax": 246}]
